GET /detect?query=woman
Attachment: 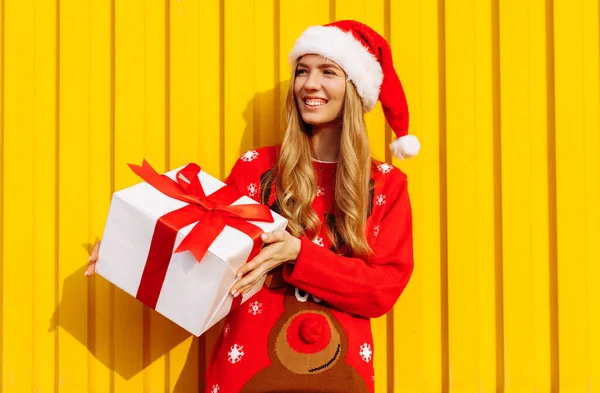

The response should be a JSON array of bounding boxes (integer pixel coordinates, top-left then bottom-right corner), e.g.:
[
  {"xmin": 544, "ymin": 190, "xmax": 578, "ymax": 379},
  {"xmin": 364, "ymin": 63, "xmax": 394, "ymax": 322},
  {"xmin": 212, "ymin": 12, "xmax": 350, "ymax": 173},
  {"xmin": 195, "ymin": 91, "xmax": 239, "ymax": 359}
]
[{"xmin": 87, "ymin": 20, "xmax": 419, "ymax": 393}]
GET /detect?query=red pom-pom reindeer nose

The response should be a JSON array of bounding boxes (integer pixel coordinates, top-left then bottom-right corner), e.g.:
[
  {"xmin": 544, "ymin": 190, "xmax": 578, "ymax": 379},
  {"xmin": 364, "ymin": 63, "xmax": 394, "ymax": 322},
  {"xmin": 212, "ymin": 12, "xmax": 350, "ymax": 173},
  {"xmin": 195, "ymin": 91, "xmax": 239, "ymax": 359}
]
[
  {"xmin": 287, "ymin": 313, "xmax": 331, "ymax": 354},
  {"xmin": 300, "ymin": 317, "xmax": 325, "ymax": 343}
]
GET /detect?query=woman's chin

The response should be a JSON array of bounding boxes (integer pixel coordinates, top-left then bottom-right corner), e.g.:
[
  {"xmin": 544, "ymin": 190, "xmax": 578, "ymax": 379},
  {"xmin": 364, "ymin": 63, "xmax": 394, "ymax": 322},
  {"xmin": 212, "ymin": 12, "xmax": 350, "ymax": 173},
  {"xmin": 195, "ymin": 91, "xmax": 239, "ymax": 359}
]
[{"xmin": 301, "ymin": 116, "xmax": 335, "ymax": 127}]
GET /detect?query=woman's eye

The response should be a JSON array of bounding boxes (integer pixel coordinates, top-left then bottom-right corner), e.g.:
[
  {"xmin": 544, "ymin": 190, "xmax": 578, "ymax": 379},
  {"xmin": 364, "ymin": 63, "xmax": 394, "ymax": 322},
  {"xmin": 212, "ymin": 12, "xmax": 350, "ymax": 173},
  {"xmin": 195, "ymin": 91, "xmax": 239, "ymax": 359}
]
[
  {"xmin": 324, "ymin": 69, "xmax": 336, "ymax": 75},
  {"xmin": 296, "ymin": 69, "xmax": 308, "ymax": 75}
]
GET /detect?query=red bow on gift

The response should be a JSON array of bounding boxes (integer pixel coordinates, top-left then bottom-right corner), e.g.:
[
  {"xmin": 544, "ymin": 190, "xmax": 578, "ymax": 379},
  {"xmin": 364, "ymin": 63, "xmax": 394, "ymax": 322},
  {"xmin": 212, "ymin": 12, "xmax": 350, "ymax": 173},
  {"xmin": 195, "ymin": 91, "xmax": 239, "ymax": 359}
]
[
  {"xmin": 129, "ymin": 160, "xmax": 274, "ymax": 262},
  {"xmin": 128, "ymin": 160, "xmax": 274, "ymax": 310}
]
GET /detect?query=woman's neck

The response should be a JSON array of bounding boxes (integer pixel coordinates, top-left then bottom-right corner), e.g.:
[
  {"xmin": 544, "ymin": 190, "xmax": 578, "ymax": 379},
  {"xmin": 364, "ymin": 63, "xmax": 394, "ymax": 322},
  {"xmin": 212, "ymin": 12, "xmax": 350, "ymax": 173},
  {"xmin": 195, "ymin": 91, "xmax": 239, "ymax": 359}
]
[{"xmin": 310, "ymin": 124, "xmax": 342, "ymax": 162}]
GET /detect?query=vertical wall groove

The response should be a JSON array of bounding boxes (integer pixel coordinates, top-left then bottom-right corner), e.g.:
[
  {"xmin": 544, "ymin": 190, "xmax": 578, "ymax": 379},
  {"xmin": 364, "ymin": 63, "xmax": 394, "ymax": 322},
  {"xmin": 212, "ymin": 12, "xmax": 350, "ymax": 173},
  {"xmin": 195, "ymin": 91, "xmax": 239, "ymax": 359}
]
[
  {"xmin": 0, "ymin": 0, "xmax": 4, "ymax": 389},
  {"xmin": 109, "ymin": 0, "xmax": 116, "ymax": 390},
  {"xmin": 383, "ymin": 0, "xmax": 392, "ymax": 162},
  {"xmin": 218, "ymin": 0, "xmax": 225, "ymax": 179},
  {"xmin": 86, "ymin": 0, "xmax": 94, "ymax": 389},
  {"xmin": 273, "ymin": 0, "xmax": 280, "ymax": 134},
  {"xmin": 140, "ymin": 0, "xmax": 154, "ymax": 384},
  {"xmin": 32, "ymin": 0, "xmax": 37, "ymax": 386},
  {"xmin": 164, "ymin": 351, "xmax": 170, "ymax": 392},
  {"xmin": 329, "ymin": 0, "xmax": 336, "ymax": 22},
  {"xmin": 162, "ymin": 350, "xmax": 168, "ymax": 393},
  {"xmin": 437, "ymin": 0, "xmax": 448, "ymax": 390},
  {"xmin": 53, "ymin": 0, "xmax": 60, "ymax": 391},
  {"xmin": 545, "ymin": 0, "xmax": 559, "ymax": 391},
  {"xmin": 491, "ymin": 0, "xmax": 505, "ymax": 390},
  {"xmin": 383, "ymin": 3, "xmax": 394, "ymax": 391},
  {"xmin": 164, "ymin": 0, "xmax": 170, "ymax": 171},
  {"xmin": 109, "ymin": 0, "xmax": 115, "ymax": 208},
  {"xmin": 386, "ymin": 311, "xmax": 394, "ymax": 393}
]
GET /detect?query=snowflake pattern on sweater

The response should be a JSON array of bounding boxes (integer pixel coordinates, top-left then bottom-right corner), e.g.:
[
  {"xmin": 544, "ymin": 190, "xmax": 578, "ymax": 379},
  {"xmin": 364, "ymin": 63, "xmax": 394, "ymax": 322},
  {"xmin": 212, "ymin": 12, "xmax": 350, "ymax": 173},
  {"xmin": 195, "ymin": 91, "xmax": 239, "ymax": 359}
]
[{"xmin": 205, "ymin": 145, "xmax": 414, "ymax": 393}]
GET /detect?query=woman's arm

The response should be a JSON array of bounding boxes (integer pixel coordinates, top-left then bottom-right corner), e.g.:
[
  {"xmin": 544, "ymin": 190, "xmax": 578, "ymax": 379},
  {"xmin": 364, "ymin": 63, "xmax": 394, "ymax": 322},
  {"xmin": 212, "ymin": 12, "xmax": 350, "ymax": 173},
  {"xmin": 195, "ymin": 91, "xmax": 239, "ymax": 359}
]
[{"xmin": 282, "ymin": 175, "xmax": 414, "ymax": 319}]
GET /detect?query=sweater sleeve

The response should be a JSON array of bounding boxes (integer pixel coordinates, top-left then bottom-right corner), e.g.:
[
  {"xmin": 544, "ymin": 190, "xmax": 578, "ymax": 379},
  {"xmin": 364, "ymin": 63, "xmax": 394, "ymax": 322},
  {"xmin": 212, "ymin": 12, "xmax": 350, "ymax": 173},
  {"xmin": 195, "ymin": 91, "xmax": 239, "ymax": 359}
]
[
  {"xmin": 282, "ymin": 171, "xmax": 414, "ymax": 319},
  {"xmin": 223, "ymin": 147, "xmax": 277, "ymax": 202},
  {"xmin": 224, "ymin": 157, "xmax": 245, "ymax": 196}
]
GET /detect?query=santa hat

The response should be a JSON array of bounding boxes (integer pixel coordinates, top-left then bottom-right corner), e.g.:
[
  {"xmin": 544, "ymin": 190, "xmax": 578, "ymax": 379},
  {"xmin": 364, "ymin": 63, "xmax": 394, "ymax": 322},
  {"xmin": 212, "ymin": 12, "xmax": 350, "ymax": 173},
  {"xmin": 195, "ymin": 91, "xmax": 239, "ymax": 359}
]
[{"xmin": 288, "ymin": 20, "xmax": 420, "ymax": 160}]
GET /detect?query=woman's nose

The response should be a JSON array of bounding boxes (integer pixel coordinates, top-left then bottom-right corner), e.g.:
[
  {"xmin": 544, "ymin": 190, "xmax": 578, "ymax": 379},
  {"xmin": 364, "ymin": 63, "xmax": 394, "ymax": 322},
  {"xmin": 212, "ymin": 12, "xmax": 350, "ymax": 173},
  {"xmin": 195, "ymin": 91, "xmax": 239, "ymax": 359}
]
[{"xmin": 303, "ymin": 72, "xmax": 321, "ymax": 91}]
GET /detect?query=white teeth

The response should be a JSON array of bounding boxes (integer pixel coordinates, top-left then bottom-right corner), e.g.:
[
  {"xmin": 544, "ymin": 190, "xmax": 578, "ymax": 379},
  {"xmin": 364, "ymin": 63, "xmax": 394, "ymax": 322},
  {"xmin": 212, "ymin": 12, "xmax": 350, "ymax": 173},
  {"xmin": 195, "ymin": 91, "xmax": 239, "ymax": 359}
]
[{"xmin": 305, "ymin": 100, "xmax": 326, "ymax": 107}]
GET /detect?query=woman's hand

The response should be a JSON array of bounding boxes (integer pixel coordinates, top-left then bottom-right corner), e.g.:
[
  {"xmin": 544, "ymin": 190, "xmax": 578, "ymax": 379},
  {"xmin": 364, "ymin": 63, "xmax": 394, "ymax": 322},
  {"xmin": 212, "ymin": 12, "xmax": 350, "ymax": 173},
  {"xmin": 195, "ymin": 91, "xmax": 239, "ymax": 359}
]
[
  {"xmin": 230, "ymin": 230, "xmax": 301, "ymax": 297},
  {"xmin": 85, "ymin": 241, "xmax": 101, "ymax": 277}
]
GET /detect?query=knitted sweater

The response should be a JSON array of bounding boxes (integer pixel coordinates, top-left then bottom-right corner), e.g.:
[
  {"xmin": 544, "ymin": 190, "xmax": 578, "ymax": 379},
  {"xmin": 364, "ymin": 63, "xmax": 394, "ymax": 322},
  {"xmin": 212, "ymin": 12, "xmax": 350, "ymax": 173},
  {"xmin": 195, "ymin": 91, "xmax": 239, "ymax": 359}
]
[{"xmin": 205, "ymin": 145, "xmax": 414, "ymax": 393}]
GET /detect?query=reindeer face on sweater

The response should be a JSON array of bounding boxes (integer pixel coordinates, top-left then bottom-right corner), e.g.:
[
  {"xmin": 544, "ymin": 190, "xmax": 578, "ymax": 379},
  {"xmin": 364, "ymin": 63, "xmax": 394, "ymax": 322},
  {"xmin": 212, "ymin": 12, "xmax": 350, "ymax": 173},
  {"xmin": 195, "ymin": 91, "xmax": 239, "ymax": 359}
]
[
  {"xmin": 272, "ymin": 287, "xmax": 345, "ymax": 374},
  {"xmin": 241, "ymin": 284, "xmax": 369, "ymax": 393}
]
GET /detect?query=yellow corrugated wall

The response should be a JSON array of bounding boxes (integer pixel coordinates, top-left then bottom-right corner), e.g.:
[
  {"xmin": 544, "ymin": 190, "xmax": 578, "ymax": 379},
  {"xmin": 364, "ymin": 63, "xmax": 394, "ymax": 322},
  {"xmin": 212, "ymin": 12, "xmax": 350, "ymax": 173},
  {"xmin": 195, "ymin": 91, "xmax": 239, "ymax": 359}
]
[{"xmin": 1, "ymin": 0, "xmax": 599, "ymax": 392}]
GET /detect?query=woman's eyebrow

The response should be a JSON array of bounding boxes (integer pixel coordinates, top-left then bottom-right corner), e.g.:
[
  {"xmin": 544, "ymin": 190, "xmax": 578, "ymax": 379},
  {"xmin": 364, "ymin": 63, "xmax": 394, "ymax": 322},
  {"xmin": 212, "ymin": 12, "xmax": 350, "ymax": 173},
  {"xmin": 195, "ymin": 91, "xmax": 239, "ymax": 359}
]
[{"xmin": 297, "ymin": 62, "xmax": 342, "ymax": 71}]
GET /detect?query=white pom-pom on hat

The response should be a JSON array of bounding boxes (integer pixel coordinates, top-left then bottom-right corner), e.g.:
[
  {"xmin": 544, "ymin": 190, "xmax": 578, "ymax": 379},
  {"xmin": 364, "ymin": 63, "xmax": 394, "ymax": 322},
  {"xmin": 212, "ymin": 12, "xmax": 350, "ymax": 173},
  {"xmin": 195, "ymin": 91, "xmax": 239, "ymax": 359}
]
[
  {"xmin": 289, "ymin": 20, "xmax": 420, "ymax": 160},
  {"xmin": 390, "ymin": 135, "xmax": 421, "ymax": 160}
]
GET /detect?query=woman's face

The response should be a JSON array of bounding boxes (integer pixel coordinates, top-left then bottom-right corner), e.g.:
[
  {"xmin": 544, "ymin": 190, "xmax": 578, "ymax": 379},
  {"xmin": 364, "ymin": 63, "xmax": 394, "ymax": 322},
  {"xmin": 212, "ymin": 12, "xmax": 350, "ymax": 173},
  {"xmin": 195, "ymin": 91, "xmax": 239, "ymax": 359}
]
[{"xmin": 294, "ymin": 54, "xmax": 346, "ymax": 128}]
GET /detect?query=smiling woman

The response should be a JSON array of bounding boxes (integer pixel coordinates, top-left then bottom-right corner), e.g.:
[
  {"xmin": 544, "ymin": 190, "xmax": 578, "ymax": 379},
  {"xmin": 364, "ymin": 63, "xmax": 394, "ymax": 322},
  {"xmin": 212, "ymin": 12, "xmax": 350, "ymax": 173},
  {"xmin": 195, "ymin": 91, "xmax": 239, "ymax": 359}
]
[
  {"xmin": 84, "ymin": 18, "xmax": 420, "ymax": 393},
  {"xmin": 202, "ymin": 20, "xmax": 419, "ymax": 393}
]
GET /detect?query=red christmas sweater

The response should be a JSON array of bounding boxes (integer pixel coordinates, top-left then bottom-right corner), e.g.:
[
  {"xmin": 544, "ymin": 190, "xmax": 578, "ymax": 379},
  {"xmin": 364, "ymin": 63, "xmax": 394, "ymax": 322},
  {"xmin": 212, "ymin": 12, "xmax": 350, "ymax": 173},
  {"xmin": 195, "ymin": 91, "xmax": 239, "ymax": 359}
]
[{"xmin": 205, "ymin": 145, "xmax": 414, "ymax": 393}]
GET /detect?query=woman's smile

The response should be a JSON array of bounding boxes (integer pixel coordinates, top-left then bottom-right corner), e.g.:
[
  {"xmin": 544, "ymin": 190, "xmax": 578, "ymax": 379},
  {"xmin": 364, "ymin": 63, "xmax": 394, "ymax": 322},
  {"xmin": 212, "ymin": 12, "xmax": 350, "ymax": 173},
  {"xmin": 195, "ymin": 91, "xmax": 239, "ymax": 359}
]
[{"xmin": 303, "ymin": 97, "xmax": 329, "ymax": 109}]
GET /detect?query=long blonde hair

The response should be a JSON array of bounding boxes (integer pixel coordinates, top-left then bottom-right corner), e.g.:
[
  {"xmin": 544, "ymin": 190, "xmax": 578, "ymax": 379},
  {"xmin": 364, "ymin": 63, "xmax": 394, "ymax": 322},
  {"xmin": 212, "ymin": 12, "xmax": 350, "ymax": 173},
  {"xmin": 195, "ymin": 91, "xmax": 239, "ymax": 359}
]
[{"xmin": 264, "ymin": 70, "xmax": 374, "ymax": 257}]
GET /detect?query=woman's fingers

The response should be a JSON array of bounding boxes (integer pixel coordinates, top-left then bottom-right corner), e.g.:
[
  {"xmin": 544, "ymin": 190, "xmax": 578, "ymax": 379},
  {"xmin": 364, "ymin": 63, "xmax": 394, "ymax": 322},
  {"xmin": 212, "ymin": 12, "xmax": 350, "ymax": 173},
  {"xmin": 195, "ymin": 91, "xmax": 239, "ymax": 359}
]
[
  {"xmin": 260, "ymin": 230, "xmax": 286, "ymax": 244},
  {"xmin": 236, "ymin": 249, "xmax": 269, "ymax": 277},
  {"xmin": 231, "ymin": 269, "xmax": 261, "ymax": 294},
  {"xmin": 233, "ymin": 279, "xmax": 261, "ymax": 297},
  {"xmin": 85, "ymin": 241, "xmax": 101, "ymax": 277},
  {"xmin": 231, "ymin": 260, "xmax": 271, "ymax": 296}
]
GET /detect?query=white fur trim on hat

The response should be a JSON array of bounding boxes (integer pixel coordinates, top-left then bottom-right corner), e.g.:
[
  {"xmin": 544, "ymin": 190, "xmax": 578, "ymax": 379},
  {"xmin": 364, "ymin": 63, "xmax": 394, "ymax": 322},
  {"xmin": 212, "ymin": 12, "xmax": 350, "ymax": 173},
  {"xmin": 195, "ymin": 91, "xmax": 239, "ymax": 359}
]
[
  {"xmin": 289, "ymin": 26, "xmax": 383, "ymax": 112},
  {"xmin": 390, "ymin": 135, "xmax": 420, "ymax": 160}
]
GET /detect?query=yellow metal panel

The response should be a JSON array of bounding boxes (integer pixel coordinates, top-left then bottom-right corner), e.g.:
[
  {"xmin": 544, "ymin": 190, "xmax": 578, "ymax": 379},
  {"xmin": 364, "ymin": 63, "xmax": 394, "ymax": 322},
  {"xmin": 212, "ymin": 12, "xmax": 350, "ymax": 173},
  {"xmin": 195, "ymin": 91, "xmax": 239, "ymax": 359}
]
[
  {"xmin": 581, "ymin": 2, "xmax": 600, "ymax": 391},
  {"xmin": 113, "ymin": 0, "xmax": 146, "ymax": 391},
  {"xmin": 223, "ymin": 0, "xmax": 256, "ymax": 171},
  {"xmin": 253, "ymin": 0, "xmax": 278, "ymax": 150},
  {"xmin": 0, "ymin": 0, "xmax": 4, "ymax": 388},
  {"xmin": 445, "ymin": 0, "xmax": 498, "ymax": 392},
  {"xmin": 554, "ymin": 0, "xmax": 590, "ymax": 392},
  {"xmin": 168, "ymin": 0, "xmax": 202, "ymax": 391},
  {"xmin": 499, "ymin": 1, "xmax": 553, "ymax": 392},
  {"xmin": 499, "ymin": 0, "xmax": 534, "ymax": 391},
  {"xmin": 196, "ymin": 2, "xmax": 224, "ymax": 388},
  {"xmin": 3, "ymin": 1, "xmax": 35, "ymax": 391},
  {"xmin": 197, "ymin": 1, "xmax": 223, "ymax": 179},
  {"xmin": 145, "ymin": 1, "xmax": 174, "ymax": 392},
  {"xmin": 472, "ymin": 1, "xmax": 499, "ymax": 391},
  {"xmin": 171, "ymin": 0, "xmax": 200, "ymax": 169},
  {"xmin": 527, "ymin": 1, "xmax": 554, "ymax": 391},
  {"xmin": 89, "ymin": 1, "xmax": 114, "ymax": 392},
  {"xmin": 415, "ymin": 1, "xmax": 444, "ymax": 391},
  {"xmin": 33, "ymin": 0, "xmax": 58, "ymax": 392},
  {"xmin": 334, "ymin": 2, "xmax": 389, "ymax": 392},
  {"xmin": 445, "ymin": 0, "xmax": 481, "ymax": 385},
  {"xmin": 58, "ymin": 0, "xmax": 91, "ymax": 390},
  {"xmin": 390, "ymin": 0, "xmax": 445, "ymax": 391},
  {"xmin": 389, "ymin": 1, "xmax": 426, "ymax": 392},
  {"xmin": 2, "ymin": 1, "xmax": 600, "ymax": 392},
  {"xmin": 582, "ymin": 3, "xmax": 600, "ymax": 392}
]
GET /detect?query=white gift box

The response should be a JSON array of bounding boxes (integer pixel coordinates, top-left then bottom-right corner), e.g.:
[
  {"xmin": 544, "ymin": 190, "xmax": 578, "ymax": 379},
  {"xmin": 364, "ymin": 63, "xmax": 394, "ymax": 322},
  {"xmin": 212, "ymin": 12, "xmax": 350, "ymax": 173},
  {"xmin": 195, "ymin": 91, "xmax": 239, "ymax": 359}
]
[{"xmin": 96, "ymin": 163, "xmax": 287, "ymax": 336}]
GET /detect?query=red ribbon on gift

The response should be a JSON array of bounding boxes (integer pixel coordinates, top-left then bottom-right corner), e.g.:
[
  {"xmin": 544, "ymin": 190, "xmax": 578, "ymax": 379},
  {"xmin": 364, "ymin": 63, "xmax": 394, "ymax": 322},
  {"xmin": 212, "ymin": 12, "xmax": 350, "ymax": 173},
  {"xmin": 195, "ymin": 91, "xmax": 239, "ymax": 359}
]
[{"xmin": 128, "ymin": 160, "xmax": 273, "ymax": 310}]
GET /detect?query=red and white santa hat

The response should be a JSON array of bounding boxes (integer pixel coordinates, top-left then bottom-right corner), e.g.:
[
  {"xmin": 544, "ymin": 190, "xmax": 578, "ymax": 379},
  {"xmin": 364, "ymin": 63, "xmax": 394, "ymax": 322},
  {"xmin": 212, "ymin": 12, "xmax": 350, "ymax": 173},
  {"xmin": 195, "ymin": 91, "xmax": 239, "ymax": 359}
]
[{"xmin": 289, "ymin": 20, "xmax": 420, "ymax": 160}]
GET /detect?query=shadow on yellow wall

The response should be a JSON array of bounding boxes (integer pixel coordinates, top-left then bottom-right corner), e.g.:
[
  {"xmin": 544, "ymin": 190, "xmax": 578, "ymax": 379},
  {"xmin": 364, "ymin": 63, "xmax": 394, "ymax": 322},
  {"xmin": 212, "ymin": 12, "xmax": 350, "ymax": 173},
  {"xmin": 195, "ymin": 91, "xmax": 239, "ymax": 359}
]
[
  {"xmin": 237, "ymin": 81, "xmax": 289, "ymax": 159},
  {"xmin": 48, "ymin": 82, "xmax": 289, "ymax": 390}
]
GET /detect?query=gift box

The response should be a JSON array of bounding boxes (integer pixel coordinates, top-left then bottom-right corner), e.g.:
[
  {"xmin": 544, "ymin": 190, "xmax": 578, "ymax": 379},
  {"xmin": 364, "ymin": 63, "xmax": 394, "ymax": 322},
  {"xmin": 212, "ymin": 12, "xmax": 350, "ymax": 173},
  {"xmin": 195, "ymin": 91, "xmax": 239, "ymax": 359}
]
[{"xmin": 96, "ymin": 160, "xmax": 287, "ymax": 336}]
